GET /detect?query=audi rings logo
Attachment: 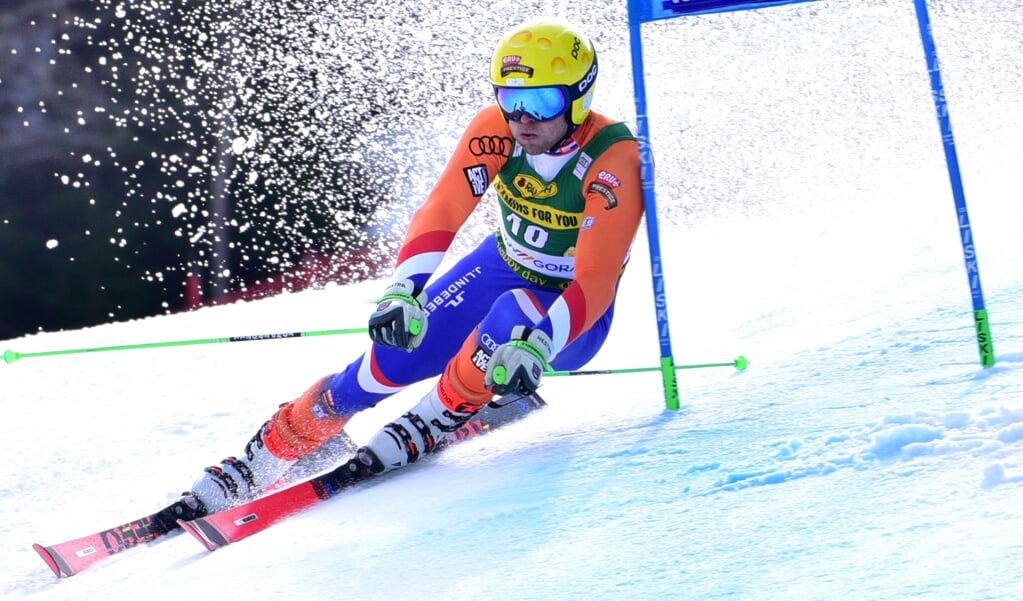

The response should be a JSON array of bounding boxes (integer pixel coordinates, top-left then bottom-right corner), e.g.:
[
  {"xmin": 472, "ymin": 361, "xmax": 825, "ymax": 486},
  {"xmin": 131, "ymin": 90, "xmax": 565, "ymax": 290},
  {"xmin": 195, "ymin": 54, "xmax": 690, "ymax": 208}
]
[{"xmin": 468, "ymin": 136, "xmax": 514, "ymax": 157}]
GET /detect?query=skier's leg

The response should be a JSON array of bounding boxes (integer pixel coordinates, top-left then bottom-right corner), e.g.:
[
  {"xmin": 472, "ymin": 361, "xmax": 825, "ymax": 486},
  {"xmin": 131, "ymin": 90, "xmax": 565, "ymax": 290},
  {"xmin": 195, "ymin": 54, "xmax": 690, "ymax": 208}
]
[
  {"xmin": 363, "ymin": 287, "xmax": 616, "ymax": 471},
  {"xmin": 189, "ymin": 242, "xmax": 505, "ymax": 511}
]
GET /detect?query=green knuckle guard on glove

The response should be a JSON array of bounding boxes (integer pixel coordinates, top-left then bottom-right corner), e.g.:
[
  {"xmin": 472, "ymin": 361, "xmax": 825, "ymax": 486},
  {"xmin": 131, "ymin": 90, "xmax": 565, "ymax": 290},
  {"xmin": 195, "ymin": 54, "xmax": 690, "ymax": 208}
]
[
  {"xmin": 485, "ymin": 326, "xmax": 553, "ymax": 396},
  {"xmin": 368, "ymin": 279, "xmax": 428, "ymax": 352}
]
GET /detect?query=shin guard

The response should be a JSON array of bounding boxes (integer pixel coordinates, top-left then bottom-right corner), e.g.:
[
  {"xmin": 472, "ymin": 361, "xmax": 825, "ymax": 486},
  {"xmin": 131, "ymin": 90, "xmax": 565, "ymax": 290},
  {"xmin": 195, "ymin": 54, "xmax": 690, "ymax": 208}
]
[{"xmin": 263, "ymin": 376, "xmax": 351, "ymax": 461}]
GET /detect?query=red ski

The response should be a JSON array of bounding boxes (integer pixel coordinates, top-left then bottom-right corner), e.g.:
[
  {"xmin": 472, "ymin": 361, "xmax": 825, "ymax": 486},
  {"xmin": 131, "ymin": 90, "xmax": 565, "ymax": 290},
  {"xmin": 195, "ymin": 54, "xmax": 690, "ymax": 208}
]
[
  {"xmin": 31, "ymin": 432, "xmax": 352, "ymax": 578},
  {"xmin": 179, "ymin": 393, "xmax": 547, "ymax": 549},
  {"xmin": 32, "ymin": 500, "xmax": 194, "ymax": 578},
  {"xmin": 32, "ymin": 394, "xmax": 544, "ymax": 576},
  {"xmin": 178, "ymin": 472, "xmax": 334, "ymax": 551}
]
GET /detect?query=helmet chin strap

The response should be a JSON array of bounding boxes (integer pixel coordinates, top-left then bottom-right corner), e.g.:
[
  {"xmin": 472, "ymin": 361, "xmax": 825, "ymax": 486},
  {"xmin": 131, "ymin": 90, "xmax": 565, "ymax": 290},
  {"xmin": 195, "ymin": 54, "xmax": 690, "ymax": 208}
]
[{"xmin": 544, "ymin": 116, "xmax": 579, "ymax": 155}]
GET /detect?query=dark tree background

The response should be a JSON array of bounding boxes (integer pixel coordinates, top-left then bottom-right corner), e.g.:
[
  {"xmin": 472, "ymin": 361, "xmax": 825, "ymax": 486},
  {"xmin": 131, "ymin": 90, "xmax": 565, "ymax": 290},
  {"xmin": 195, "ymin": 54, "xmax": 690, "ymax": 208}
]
[
  {"xmin": 1, "ymin": 0, "xmax": 483, "ymax": 339},
  {"xmin": 2, "ymin": 0, "xmax": 168, "ymax": 338}
]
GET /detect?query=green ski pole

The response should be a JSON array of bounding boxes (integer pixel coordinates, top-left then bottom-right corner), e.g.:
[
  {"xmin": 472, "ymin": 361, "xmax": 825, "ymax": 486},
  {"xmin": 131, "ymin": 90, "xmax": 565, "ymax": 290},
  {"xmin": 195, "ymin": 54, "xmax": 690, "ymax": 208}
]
[
  {"xmin": 547, "ymin": 356, "xmax": 748, "ymax": 377},
  {"xmin": 3, "ymin": 327, "xmax": 369, "ymax": 364}
]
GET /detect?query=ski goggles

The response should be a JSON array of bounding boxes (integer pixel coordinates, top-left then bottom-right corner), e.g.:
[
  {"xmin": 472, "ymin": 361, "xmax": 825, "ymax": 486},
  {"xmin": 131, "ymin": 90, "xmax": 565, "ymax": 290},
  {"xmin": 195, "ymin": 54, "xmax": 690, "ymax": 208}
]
[{"xmin": 494, "ymin": 86, "xmax": 569, "ymax": 122}]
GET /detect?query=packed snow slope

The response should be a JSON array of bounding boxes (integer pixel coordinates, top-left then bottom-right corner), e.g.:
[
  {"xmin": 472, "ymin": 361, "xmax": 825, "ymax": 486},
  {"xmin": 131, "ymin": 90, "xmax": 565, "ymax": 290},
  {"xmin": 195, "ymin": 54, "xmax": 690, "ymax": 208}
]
[{"xmin": 2, "ymin": 0, "xmax": 1023, "ymax": 599}]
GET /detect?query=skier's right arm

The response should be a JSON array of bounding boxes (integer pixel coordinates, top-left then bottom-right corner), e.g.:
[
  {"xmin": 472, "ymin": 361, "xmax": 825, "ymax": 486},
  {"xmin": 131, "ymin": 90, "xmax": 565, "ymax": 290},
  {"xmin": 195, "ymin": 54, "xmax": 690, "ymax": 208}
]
[{"xmin": 369, "ymin": 105, "xmax": 512, "ymax": 352}]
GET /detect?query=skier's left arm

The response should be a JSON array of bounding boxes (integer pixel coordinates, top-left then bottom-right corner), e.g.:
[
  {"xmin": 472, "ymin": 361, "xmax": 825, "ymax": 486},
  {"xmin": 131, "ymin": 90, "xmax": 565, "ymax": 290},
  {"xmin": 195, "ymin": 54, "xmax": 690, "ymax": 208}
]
[{"xmin": 538, "ymin": 140, "xmax": 645, "ymax": 355}]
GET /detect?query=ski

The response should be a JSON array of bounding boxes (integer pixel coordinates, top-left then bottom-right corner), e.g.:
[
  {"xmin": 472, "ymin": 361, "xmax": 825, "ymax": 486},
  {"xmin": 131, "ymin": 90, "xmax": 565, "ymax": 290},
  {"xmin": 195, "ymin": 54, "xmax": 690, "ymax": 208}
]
[
  {"xmin": 30, "ymin": 430, "xmax": 354, "ymax": 579},
  {"xmin": 31, "ymin": 393, "xmax": 544, "ymax": 576},
  {"xmin": 179, "ymin": 393, "xmax": 547, "ymax": 550},
  {"xmin": 32, "ymin": 498, "xmax": 198, "ymax": 578}
]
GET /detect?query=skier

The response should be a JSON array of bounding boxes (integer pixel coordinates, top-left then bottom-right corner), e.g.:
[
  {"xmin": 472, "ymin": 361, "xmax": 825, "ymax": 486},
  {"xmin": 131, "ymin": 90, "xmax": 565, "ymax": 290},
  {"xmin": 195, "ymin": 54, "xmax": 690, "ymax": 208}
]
[{"xmin": 189, "ymin": 17, "xmax": 645, "ymax": 513}]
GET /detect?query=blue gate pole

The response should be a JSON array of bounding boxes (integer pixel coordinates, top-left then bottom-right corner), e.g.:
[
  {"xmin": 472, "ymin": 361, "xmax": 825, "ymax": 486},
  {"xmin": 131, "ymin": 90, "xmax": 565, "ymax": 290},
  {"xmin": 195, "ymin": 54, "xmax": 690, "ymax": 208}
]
[
  {"xmin": 912, "ymin": 0, "xmax": 996, "ymax": 367},
  {"xmin": 624, "ymin": 0, "xmax": 826, "ymax": 409},
  {"xmin": 627, "ymin": 12, "xmax": 681, "ymax": 410}
]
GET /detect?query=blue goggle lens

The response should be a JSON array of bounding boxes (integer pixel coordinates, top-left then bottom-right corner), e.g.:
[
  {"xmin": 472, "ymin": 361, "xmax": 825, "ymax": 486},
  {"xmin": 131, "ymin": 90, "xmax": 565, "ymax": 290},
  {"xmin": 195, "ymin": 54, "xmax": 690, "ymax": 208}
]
[{"xmin": 495, "ymin": 86, "xmax": 569, "ymax": 122}]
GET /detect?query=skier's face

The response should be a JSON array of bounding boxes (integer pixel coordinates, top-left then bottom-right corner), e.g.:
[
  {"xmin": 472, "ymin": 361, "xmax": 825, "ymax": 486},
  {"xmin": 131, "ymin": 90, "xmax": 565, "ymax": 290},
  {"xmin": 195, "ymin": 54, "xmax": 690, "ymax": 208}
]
[{"xmin": 508, "ymin": 114, "xmax": 571, "ymax": 155}]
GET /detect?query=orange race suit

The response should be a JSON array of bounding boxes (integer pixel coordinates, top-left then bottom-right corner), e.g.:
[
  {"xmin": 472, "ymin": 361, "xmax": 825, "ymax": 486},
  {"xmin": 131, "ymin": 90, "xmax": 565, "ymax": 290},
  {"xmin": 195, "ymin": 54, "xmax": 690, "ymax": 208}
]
[{"xmin": 263, "ymin": 104, "xmax": 644, "ymax": 459}]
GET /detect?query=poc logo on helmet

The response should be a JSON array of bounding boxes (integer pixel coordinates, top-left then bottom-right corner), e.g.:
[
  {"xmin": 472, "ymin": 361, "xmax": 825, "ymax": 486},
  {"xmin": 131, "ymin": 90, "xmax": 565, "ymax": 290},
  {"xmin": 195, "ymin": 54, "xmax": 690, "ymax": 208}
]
[{"xmin": 577, "ymin": 63, "xmax": 597, "ymax": 93}]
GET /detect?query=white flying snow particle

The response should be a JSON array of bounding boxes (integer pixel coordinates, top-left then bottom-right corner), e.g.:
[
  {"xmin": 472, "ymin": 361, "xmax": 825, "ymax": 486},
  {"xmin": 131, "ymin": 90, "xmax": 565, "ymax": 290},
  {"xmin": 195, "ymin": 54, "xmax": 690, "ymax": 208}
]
[{"xmin": 46, "ymin": 239, "xmax": 59, "ymax": 249}]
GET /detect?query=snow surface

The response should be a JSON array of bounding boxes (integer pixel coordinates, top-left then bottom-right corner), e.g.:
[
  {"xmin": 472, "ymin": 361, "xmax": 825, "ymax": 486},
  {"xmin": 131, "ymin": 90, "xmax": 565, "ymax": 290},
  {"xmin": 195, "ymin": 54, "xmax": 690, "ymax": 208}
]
[{"xmin": 3, "ymin": 1, "xmax": 1023, "ymax": 600}]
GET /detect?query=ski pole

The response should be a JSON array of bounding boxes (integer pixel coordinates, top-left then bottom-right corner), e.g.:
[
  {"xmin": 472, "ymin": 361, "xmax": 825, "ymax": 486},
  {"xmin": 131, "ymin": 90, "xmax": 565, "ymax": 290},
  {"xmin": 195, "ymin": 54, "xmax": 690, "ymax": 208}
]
[
  {"xmin": 546, "ymin": 356, "xmax": 748, "ymax": 377},
  {"xmin": 5, "ymin": 330, "xmax": 748, "ymax": 376},
  {"xmin": 2, "ymin": 327, "xmax": 369, "ymax": 364}
]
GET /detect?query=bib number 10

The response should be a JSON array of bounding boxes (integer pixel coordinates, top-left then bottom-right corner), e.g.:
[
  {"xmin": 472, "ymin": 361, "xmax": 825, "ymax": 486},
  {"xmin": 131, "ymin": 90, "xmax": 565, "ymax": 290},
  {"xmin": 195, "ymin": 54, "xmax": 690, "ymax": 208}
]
[{"xmin": 506, "ymin": 213, "xmax": 549, "ymax": 248}]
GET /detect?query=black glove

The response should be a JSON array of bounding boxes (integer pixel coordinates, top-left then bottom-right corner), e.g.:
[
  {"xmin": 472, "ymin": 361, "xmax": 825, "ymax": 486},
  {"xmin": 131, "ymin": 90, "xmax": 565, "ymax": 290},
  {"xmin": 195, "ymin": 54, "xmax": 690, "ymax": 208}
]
[
  {"xmin": 485, "ymin": 326, "xmax": 553, "ymax": 396},
  {"xmin": 368, "ymin": 279, "xmax": 428, "ymax": 352}
]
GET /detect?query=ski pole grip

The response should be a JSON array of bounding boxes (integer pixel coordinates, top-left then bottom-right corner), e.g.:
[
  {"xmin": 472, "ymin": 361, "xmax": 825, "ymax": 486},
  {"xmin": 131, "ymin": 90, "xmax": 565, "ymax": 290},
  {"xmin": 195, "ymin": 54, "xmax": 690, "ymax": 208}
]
[{"xmin": 492, "ymin": 365, "xmax": 508, "ymax": 385}]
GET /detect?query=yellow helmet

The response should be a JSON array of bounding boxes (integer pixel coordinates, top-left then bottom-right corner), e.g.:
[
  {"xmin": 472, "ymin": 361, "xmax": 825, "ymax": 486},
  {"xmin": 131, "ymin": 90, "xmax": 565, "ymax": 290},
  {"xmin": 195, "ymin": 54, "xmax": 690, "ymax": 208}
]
[{"xmin": 489, "ymin": 18, "xmax": 598, "ymax": 126}]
